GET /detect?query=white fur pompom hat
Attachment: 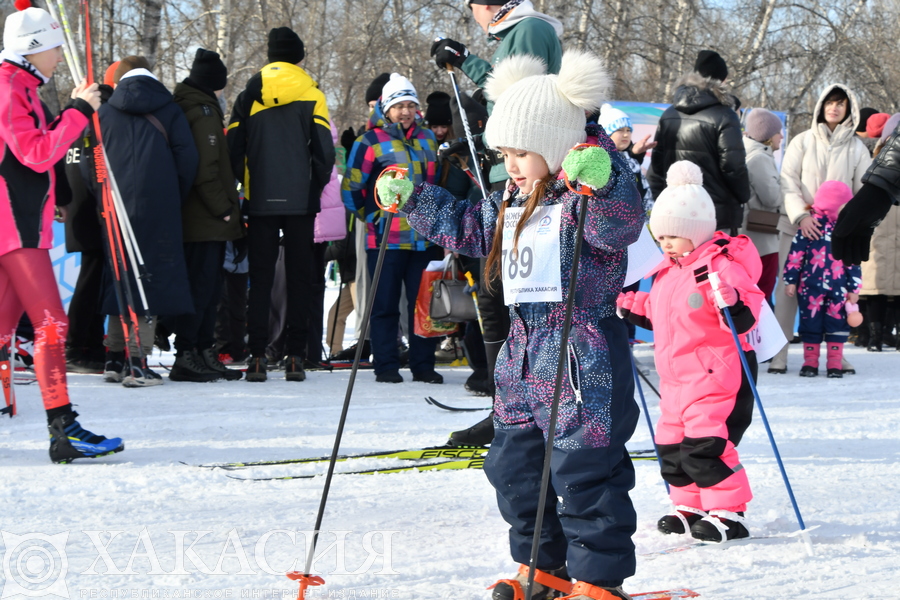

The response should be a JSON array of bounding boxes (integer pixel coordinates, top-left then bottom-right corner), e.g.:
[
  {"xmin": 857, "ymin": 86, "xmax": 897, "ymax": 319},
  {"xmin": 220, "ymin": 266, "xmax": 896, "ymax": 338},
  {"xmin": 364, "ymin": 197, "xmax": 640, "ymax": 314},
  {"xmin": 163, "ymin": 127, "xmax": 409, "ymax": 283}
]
[
  {"xmin": 484, "ymin": 49, "xmax": 610, "ymax": 174},
  {"xmin": 649, "ymin": 161, "xmax": 718, "ymax": 248}
]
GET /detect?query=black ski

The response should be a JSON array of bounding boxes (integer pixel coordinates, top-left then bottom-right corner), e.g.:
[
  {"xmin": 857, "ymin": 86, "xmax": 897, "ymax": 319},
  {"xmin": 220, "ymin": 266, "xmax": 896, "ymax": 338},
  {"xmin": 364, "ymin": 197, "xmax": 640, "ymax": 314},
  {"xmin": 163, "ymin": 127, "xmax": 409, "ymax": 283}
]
[{"xmin": 425, "ymin": 396, "xmax": 491, "ymax": 412}]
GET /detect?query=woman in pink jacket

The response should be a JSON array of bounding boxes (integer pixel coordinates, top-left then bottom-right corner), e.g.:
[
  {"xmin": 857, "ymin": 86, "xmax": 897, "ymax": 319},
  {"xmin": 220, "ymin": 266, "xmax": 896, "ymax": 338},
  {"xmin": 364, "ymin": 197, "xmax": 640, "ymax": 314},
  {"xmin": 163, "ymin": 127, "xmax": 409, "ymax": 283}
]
[
  {"xmin": 618, "ymin": 161, "xmax": 764, "ymax": 542},
  {"xmin": 0, "ymin": 6, "xmax": 122, "ymax": 462}
]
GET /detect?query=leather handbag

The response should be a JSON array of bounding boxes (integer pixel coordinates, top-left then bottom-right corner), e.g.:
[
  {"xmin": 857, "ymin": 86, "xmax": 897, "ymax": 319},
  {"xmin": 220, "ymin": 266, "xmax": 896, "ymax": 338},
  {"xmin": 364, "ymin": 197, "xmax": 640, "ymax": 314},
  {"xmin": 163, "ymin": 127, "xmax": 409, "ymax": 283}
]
[
  {"xmin": 746, "ymin": 209, "xmax": 780, "ymax": 235},
  {"xmin": 430, "ymin": 258, "xmax": 477, "ymax": 323}
]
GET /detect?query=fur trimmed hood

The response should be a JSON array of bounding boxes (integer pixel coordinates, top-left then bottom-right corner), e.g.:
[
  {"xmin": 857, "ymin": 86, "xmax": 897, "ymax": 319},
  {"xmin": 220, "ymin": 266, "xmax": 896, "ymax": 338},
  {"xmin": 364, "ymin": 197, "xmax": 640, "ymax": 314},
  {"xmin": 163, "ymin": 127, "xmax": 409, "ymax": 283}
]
[
  {"xmin": 671, "ymin": 72, "xmax": 736, "ymax": 114},
  {"xmin": 810, "ymin": 83, "xmax": 862, "ymax": 147}
]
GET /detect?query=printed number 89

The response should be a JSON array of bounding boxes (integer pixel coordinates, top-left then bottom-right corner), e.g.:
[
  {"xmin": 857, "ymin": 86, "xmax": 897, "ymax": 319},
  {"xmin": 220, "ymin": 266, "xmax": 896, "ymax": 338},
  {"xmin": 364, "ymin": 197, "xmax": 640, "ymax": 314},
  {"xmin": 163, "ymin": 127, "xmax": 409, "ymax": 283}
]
[{"xmin": 502, "ymin": 246, "xmax": 533, "ymax": 280}]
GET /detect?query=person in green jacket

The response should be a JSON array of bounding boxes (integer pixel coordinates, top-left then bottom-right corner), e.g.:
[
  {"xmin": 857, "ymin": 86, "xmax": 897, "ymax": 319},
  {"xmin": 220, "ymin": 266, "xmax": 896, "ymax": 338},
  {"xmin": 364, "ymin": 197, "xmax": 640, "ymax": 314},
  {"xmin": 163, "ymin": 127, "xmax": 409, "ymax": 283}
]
[
  {"xmin": 170, "ymin": 49, "xmax": 244, "ymax": 383},
  {"xmin": 429, "ymin": 0, "xmax": 564, "ymax": 448}
]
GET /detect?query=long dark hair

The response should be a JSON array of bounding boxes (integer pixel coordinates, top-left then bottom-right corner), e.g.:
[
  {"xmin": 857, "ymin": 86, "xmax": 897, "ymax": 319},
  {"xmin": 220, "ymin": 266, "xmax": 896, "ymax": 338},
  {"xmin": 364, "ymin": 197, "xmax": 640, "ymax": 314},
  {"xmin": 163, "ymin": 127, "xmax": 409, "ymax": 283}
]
[{"xmin": 484, "ymin": 174, "xmax": 555, "ymax": 290}]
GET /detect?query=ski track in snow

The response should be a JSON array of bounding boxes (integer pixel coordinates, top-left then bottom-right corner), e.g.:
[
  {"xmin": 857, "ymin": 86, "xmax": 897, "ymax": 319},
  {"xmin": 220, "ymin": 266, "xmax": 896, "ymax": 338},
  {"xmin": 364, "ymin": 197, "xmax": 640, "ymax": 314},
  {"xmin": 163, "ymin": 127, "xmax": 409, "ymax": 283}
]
[{"xmin": 2, "ymin": 307, "xmax": 899, "ymax": 599}]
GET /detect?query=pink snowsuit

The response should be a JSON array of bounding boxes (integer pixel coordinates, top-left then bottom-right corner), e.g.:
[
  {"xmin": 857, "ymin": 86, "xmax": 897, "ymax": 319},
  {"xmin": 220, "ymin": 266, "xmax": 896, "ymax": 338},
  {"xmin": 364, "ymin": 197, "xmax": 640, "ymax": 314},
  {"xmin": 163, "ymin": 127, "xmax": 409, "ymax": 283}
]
[{"xmin": 624, "ymin": 232, "xmax": 764, "ymax": 512}]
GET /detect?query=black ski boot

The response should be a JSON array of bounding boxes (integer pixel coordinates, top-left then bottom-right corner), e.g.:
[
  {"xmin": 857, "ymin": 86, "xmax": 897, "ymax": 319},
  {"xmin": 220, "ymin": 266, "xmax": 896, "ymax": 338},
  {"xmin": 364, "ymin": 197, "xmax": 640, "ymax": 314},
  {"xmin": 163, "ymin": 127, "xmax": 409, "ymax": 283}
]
[
  {"xmin": 448, "ymin": 411, "xmax": 494, "ymax": 447},
  {"xmin": 690, "ymin": 510, "xmax": 749, "ymax": 542},
  {"xmin": 48, "ymin": 410, "xmax": 124, "ymax": 463},
  {"xmin": 657, "ymin": 505, "xmax": 708, "ymax": 535},
  {"xmin": 490, "ymin": 565, "xmax": 571, "ymax": 600}
]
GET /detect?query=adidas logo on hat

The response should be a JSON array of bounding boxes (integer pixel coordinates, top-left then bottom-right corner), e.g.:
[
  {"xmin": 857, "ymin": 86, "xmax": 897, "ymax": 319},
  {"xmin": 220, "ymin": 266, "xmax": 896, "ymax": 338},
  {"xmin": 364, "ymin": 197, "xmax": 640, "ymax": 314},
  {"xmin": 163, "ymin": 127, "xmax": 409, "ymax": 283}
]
[{"xmin": 26, "ymin": 38, "xmax": 42, "ymax": 50}]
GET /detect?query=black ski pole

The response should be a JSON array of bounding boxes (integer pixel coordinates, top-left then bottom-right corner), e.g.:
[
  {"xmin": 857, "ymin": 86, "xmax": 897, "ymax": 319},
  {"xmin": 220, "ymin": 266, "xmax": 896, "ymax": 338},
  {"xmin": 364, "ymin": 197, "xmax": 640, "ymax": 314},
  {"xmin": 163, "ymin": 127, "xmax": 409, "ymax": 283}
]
[
  {"xmin": 287, "ymin": 166, "xmax": 409, "ymax": 599},
  {"xmin": 523, "ymin": 150, "xmax": 599, "ymax": 599}
]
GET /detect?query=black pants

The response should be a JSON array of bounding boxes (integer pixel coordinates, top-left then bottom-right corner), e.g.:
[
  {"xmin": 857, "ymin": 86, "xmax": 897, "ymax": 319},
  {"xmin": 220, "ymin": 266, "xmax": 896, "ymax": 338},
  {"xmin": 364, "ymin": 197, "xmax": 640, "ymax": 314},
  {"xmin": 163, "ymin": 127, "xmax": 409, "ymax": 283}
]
[
  {"xmin": 267, "ymin": 241, "xmax": 327, "ymax": 362},
  {"xmin": 215, "ymin": 270, "xmax": 248, "ymax": 355},
  {"xmin": 65, "ymin": 249, "xmax": 106, "ymax": 358},
  {"xmin": 173, "ymin": 241, "xmax": 226, "ymax": 354},
  {"xmin": 477, "ymin": 257, "xmax": 510, "ymax": 397},
  {"xmin": 247, "ymin": 214, "xmax": 317, "ymax": 358}
]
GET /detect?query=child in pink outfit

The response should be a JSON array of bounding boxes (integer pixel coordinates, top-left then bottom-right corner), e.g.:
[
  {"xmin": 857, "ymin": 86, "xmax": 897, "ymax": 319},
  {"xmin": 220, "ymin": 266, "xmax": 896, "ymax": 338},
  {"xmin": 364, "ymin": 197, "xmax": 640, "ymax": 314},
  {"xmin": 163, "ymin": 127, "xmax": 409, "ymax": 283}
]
[
  {"xmin": 618, "ymin": 161, "xmax": 765, "ymax": 542},
  {"xmin": 783, "ymin": 180, "xmax": 861, "ymax": 378}
]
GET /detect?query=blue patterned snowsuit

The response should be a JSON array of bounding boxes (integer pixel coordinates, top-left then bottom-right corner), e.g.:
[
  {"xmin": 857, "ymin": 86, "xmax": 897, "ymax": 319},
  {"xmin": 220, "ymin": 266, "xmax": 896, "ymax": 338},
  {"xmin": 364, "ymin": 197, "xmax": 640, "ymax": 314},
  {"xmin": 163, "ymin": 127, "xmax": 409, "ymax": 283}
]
[
  {"xmin": 403, "ymin": 132, "xmax": 645, "ymax": 587},
  {"xmin": 783, "ymin": 213, "xmax": 862, "ymax": 343}
]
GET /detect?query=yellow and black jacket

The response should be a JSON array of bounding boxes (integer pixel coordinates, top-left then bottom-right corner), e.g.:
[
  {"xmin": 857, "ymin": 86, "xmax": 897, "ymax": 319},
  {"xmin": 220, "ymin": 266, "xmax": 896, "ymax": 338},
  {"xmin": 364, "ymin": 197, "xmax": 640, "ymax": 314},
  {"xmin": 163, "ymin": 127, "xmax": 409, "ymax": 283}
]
[{"xmin": 227, "ymin": 62, "xmax": 335, "ymax": 217}]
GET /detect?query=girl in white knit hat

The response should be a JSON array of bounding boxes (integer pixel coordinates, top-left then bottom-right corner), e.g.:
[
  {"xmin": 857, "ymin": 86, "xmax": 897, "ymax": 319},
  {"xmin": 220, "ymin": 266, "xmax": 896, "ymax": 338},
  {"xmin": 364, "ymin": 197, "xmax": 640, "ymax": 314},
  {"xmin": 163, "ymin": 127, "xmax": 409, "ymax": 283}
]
[
  {"xmin": 0, "ymin": 4, "xmax": 121, "ymax": 463},
  {"xmin": 379, "ymin": 50, "xmax": 646, "ymax": 600},
  {"xmin": 618, "ymin": 161, "xmax": 766, "ymax": 543}
]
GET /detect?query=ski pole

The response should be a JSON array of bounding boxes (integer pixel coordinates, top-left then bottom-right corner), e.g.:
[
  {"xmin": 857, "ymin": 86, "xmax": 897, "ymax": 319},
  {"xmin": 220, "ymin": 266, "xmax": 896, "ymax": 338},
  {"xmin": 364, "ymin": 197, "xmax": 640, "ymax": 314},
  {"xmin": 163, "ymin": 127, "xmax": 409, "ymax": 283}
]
[
  {"xmin": 287, "ymin": 166, "xmax": 408, "ymax": 600},
  {"xmin": 629, "ymin": 347, "xmax": 668, "ymax": 493},
  {"xmin": 55, "ymin": 0, "xmax": 84, "ymax": 81},
  {"xmin": 708, "ymin": 271, "xmax": 814, "ymax": 557},
  {"xmin": 464, "ymin": 271, "xmax": 484, "ymax": 335},
  {"xmin": 523, "ymin": 147, "xmax": 598, "ymax": 600},
  {"xmin": 434, "ymin": 39, "xmax": 488, "ymax": 198},
  {"xmin": 82, "ymin": 0, "xmax": 145, "ymax": 363},
  {"xmin": 42, "ymin": 0, "xmax": 77, "ymax": 83}
]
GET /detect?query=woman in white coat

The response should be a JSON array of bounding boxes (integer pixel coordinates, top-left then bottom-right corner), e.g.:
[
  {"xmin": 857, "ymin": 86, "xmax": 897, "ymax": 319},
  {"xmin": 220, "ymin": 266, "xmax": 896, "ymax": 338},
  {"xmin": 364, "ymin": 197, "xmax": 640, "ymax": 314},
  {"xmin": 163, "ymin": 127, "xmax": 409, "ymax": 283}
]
[{"xmin": 769, "ymin": 84, "xmax": 872, "ymax": 374}]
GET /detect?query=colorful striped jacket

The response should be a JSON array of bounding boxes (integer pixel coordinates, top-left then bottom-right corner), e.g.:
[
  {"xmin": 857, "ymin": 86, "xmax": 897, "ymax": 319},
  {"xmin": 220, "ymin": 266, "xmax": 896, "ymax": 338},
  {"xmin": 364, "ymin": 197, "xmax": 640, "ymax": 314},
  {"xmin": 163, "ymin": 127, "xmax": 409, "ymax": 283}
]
[{"xmin": 341, "ymin": 104, "xmax": 439, "ymax": 250}]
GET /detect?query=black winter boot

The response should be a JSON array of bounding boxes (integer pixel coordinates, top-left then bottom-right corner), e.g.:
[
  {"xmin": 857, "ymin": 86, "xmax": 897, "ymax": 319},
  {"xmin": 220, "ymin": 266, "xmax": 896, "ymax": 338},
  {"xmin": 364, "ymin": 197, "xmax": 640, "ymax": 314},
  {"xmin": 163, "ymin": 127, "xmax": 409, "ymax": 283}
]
[
  {"xmin": 448, "ymin": 411, "xmax": 494, "ymax": 446},
  {"xmin": 868, "ymin": 322, "xmax": 883, "ymax": 352},
  {"xmin": 199, "ymin": 347, "xmax": 242, "ymax": 380},
  {"xmin": 169, "ymin": 350, "xmax": 221, "ymax": 382}
]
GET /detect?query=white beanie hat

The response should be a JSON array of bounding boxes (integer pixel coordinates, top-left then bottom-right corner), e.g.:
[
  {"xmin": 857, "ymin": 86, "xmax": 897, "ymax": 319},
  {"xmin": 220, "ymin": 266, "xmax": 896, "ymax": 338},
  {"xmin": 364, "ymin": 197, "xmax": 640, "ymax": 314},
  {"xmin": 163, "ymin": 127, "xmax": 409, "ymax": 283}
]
[
  {"xmin": 381, "ymin": 73, "xmax": 419, "ymax": 114},
  {"xmin": 597, "ymin": 103, "xmax": 632, "ymax": 135},
  {"xmin": 649, "ymin": 161, "xmax": 718, "ymax": 249},
  {"xmin": 3, "ymin": 7, "xmax": 64, "ymax": 56},
  {"xmin": 484, "ymin": 50, "xmax": 610, "ymax": 174}
]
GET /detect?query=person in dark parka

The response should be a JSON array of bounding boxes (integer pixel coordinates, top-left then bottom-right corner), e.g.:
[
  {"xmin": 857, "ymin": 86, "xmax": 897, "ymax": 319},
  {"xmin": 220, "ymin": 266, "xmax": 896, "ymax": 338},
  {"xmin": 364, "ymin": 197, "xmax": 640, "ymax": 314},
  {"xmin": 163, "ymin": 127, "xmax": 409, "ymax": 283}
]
[
  {"xmin": 647, "ymin": 50, "xmax": 751, "ymax": 233},
  {"xmin": 169, "ymin": 49, "xmax": 244, "ymax": 383},
  {"xmin": 97, "ymin": 56, "xmax": 199, "ymax": 387}
]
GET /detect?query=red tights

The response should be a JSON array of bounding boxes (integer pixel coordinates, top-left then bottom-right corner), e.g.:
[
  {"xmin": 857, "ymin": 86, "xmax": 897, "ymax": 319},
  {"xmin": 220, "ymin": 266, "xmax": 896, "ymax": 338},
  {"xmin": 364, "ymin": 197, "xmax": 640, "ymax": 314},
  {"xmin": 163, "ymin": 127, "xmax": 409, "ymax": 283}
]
[{"xmin": 0, "ymin": 248, "xmax": 69, "ymax": 410}]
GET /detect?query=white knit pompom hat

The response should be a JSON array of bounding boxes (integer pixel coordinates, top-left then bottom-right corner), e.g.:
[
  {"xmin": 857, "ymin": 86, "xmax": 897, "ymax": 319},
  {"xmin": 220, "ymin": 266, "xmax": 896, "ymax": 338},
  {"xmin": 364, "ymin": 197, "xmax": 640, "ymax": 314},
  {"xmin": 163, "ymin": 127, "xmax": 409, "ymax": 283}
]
[
  {"xmin": 381, "ymin": 73, "xmax": 419, "ymax": 114},
  {"xmin": 3, "ymin": 7, "xmax": 64, "ymax": 56},
  {"xmin": 484, "ymin": 49, "xmax": 610, "ymax": 173},
  {"xmin": 649, "ymin": 161, "xmax": 718, "ymax": 248}
]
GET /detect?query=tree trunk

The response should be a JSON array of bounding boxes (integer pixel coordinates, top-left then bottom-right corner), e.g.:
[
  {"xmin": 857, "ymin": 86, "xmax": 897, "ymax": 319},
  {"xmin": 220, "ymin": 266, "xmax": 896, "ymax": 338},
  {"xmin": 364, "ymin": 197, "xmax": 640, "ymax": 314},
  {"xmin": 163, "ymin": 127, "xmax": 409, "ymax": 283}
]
[{"xmin": 139, "ymin": 0, "xmax": 164, "ymax": 68}]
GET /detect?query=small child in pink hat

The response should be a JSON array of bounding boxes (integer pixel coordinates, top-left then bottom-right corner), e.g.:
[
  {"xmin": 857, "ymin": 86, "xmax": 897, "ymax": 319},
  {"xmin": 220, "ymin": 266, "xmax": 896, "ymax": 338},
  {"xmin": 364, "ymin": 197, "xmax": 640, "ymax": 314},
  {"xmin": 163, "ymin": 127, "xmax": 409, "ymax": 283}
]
[{"xmin": 783, "ymin": 180, "xmax": 862, "ymax": 377}]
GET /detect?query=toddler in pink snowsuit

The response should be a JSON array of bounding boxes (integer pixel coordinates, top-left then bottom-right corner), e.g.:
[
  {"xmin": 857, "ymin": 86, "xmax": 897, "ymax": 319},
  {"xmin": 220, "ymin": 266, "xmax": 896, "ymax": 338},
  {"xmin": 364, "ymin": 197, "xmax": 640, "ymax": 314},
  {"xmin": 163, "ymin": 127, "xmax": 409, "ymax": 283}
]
[{"xmin": 618, "ymin": 161, "xmax": 764, "ymax": 542}]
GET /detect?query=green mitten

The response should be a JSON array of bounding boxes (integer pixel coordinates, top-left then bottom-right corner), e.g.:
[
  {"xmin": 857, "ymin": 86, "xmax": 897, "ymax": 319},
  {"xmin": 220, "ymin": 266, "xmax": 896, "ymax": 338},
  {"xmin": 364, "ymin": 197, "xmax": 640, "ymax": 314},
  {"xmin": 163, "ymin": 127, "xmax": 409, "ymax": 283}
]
[
  {"xmin": 375, "ymin": 175, "xmax": 414, "ymax": 209},
  {"xmin": 562, "ymin": 146, "xmax": 612, "ymax": 190}
]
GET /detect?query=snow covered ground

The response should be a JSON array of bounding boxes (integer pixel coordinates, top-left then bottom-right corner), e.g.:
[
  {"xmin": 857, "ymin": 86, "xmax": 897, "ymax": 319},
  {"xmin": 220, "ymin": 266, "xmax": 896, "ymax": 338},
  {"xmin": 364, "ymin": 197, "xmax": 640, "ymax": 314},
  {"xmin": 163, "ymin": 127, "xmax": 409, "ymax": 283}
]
[{"xmin": 2, "ymin": 298, "xmax": 899, "ymax": 599}]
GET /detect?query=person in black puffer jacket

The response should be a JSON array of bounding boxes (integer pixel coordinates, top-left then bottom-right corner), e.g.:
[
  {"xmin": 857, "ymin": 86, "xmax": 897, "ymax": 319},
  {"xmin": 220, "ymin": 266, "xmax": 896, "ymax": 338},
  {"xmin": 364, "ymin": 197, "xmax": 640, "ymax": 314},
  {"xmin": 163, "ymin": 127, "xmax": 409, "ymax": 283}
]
[
  {"xmin": 647, "ymin": 50, "xmax": 750, "ymax": 233},
  {"xmin": 834, "ymin": 119, "xmax": 900, "ymax": 265}
]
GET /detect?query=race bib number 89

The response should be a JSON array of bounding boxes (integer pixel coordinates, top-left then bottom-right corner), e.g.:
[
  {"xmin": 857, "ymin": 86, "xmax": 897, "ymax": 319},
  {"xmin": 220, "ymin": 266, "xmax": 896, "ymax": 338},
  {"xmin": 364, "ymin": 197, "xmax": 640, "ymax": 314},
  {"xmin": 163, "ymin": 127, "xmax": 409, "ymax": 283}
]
[{"xmin": 501, "ymin": 204, "xmax": 563, "ymax": 304}]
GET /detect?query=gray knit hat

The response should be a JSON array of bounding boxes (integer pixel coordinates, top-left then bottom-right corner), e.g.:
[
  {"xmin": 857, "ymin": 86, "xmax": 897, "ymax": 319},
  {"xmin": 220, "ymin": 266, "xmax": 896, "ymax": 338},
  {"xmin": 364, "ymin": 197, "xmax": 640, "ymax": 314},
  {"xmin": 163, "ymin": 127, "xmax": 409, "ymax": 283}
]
[
  {"xmin": 484, "ymin": 50, "xmax": 610, "ymax": 174},
  {"xmin": 744, "ymin": 108, "xmax": 783, "ymax": 143}
]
